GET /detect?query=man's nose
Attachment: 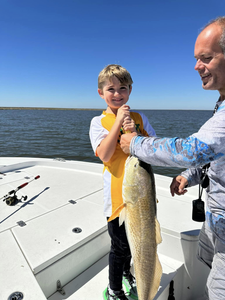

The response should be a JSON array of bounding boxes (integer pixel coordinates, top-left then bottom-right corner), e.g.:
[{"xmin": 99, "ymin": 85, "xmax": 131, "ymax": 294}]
[{"xmin": 195, "ymin": 59, "xmax": 204, "ymax": 71}]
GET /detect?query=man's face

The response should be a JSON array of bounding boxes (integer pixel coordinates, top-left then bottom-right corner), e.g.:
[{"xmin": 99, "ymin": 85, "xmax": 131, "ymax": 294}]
[{"xmin": 194, "ymin": 24, "xmax": 225, "ymax": 99}]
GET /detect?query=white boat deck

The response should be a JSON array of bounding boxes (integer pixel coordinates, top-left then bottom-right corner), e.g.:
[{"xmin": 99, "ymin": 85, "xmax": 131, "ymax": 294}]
[{"xmin": 0, "ymin": 157, "xmax": 209, "ymax": 300}]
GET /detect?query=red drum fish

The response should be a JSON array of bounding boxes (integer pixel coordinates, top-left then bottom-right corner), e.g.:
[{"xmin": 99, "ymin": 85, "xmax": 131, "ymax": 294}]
[{"xmin": 109, "ymin": 156, "xmax": 162, "ymax": 300}]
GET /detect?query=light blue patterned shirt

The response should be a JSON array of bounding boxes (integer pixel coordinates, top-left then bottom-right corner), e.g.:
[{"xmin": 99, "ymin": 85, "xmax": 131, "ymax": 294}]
[{"xmin": 130, "ymin": 99, "xmax": 225, "ymax": 241}]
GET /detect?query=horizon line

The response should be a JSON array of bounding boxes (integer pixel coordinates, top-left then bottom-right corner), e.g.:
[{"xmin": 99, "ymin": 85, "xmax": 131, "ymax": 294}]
[{"xmin": 0, "ymin": 107, "xmax": 211, "ymax": 111}]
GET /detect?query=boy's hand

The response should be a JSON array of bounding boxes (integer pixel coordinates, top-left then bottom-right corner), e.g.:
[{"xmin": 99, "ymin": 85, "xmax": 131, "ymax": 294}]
[
  {"xmin": 170, "ymin": 175, "xmax": 188, "ymax": 196},
  {"xmin": 116, "ymin": 105, "xmax": 130, "ymax": 124},
  {"xmin": 122, "ymin": 116, "xmax": 137, "ymax": 133}
]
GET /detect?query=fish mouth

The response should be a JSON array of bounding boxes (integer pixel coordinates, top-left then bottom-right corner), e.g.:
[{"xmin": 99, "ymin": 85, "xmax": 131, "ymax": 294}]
[
  {"xmin": 125, "ymin": 155, "xmax": 133, "ymax": 165},
  {"xmin": 125, "ymin": 155, "xmax": 137, "ymax": 168},
  {"xmin": 125, "ymin": 156, "xmax": 152, "ymax": 176}
]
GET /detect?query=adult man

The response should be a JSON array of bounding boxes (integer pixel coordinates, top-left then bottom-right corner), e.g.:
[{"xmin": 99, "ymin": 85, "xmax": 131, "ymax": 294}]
[{"xmin": 120, "ymin": 17, "xmax": 225, "ymax": 300}]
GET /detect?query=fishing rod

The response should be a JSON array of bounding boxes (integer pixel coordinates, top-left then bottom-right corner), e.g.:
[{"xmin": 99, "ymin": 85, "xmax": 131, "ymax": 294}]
[{"xmin": 1, "ymin": 175, "xmax": 40, "ymax": 206}]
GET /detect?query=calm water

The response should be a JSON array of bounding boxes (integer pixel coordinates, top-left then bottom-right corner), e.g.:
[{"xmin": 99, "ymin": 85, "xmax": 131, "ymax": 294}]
[{"xmin": 0, "ymin": 109, "xmax": 212, "ymax": 177}]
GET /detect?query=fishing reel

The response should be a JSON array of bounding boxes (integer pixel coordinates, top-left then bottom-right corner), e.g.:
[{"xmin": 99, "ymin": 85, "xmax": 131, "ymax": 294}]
[
  {"xmin": 1, "ymin": 175, "xmax": 40, "ymax": 206},
  {"xmin": 4, "ymin": 194, "xmax": 28, "ymax": 206}
]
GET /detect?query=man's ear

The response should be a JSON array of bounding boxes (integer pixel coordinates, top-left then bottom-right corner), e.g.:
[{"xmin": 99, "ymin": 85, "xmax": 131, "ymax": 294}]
[
  {"xmin": 129, "ymin": 85, "xmax": 132, "ymax": 95},
  {"xmin": 98, "ymin": 88, "xmax": 104, "ymax": 99}
]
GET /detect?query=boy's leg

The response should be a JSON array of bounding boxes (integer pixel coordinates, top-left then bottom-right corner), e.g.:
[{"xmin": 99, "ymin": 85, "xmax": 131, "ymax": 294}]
[
  {"xmin": 123, "ymin": 256, "xmax": 132, "ymax": 273},
  {"xmin": 107, "ymin": 217, "xmax": 131, "ymax": 291}
]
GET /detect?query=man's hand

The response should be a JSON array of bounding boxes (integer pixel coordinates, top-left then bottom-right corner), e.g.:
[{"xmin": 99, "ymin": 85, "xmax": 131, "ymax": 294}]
[
  {"xmin": 120, "ymin": 132, "xmax": 137, "ymax": 154},
  {"xmin": 170, "ymin": 175, "xmax": 188, "ymax": 196}
]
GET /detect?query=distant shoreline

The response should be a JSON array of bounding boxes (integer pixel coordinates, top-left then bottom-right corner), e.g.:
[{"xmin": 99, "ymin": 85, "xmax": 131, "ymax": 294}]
[
  {"xmin": 0, "ymin": 107, "xmax": 103, "ymax": 111},
  {"xmin": 0, "ymin": 107, "xmax": 211, "ymax": 111}
]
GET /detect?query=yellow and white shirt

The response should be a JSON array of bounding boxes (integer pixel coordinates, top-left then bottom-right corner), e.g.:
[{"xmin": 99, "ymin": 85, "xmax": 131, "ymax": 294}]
[{"xmin": 89, "ymin": 110, "xmax": 156, "ymax": 217}]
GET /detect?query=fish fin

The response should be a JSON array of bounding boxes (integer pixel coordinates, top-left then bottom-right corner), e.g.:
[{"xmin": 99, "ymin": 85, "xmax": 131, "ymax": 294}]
[
  {"xmin": 155, "ymin": 218, "xmax": 162, "ymax": 244},
  {"xmin": 119, "ymin": 206, "xmax": 126, "ymax": 226},
  {"xmin": 108, "ymin": 203, "xmax": 126, "ymax": 222},
  {"xmin": 150, "ymin": 254, "xmax": 163, "ymax": 300}
]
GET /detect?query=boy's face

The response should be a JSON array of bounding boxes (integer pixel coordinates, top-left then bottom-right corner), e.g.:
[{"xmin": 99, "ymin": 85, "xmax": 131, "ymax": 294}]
[{"xmin": 98, "ymin": 76, "xmax": 132, "ymax": 111}]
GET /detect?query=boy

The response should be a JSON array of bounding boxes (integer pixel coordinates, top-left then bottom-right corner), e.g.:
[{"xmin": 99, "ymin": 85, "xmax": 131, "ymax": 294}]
[{"xmin": 89, "ymin": 64, "xmax": 156, "ymax": 300}]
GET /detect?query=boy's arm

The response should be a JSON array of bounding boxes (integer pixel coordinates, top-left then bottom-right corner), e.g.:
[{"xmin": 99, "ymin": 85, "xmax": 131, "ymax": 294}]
[
  {"xmin": 97, "ymin": 105, "xmax": 130, "ymax": 162},
  {"xmin": 96, "ymin": 118, "xmax": 122, "ymax": 162}
]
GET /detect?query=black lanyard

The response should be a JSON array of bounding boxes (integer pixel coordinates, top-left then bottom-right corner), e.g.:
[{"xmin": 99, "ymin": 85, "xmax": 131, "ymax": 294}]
[
  {"xmin": 200, "ymin": 101, "xmax": 219, "ymax": 188},
  {"xmin": 193, "ymin": 101, "xmax": 220, "ymax": 222}
]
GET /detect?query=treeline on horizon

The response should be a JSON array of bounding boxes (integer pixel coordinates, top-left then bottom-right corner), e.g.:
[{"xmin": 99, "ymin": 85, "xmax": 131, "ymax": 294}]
[
  {"xmin": 0, "ymin": 107, "xmax": 103, "ymax": 111},
  {"xmin": 0, "ymin": 107, "xmax": 211, "ymax": 111}
]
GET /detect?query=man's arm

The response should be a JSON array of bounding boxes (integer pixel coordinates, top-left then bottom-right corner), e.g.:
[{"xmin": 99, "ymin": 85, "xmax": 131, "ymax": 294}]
[
  {"xmin": 121, "ymin": 134, "xmax": 223, "ymax": 169},
  {"xmin": 121, "ymin": 109, "xmax": 225, "ymax": 168}
]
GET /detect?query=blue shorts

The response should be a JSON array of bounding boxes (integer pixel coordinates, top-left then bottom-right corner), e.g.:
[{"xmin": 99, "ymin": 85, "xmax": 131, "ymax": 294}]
[{"xmin": 198, "ymin": 222, "xmax": 225, "ymax": 300}]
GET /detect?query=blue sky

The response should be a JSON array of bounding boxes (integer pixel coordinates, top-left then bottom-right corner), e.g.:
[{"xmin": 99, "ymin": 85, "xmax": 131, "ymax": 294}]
[{"xmin": 0, "ymin": 0, "xmax": 224, "ymax": 110}]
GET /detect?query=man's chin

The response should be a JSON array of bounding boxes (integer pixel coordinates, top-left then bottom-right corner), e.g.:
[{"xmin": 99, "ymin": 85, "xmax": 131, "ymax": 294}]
[
  {"xmin": 201, "ymin": 76, "xmax": 214, "ymax": 90},
  {"xmin": 202, "ymin": 81, "xmax": 214, "ymax": 90},
  {"xmin": 202, "ymin": 83, "xmax": 209, "ymax": 89}
]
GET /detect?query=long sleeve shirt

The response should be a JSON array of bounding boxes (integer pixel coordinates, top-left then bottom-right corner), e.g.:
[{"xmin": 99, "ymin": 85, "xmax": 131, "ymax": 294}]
[{"xmin": 130, "ymin": 99, "xmax": 225, "ymax": 242}]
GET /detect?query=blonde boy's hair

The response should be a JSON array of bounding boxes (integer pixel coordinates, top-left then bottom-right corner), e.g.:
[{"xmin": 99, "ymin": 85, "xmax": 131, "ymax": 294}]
[{"xmin": 98, "ymin": 64, "xmax": 133, "ymax": 90}]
